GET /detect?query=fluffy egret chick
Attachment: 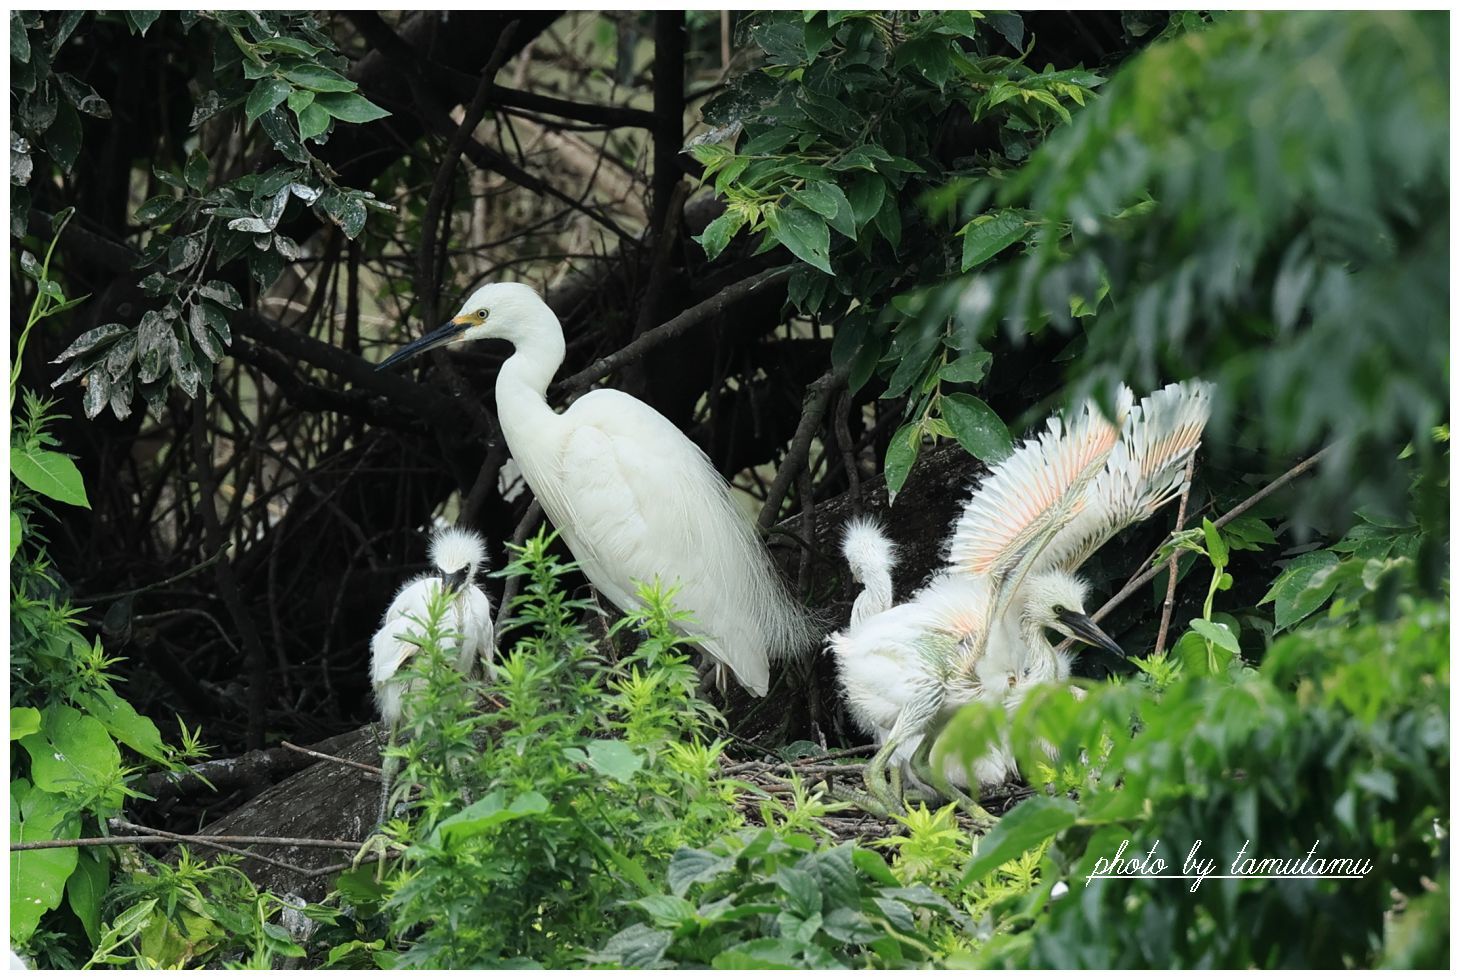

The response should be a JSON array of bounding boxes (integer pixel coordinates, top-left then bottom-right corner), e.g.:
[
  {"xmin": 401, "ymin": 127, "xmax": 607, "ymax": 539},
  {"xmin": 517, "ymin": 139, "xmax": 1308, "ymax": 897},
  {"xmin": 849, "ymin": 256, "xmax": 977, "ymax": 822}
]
[
  {"xmin": 842, "ymin": 516, "xmax": 896, "ymax": 627},
  {"xmin": 370, "ymin": 526, "xmax": 494, "ymax": 822},
  {"xmin": 378, "ymin": 282, "xmax": 815, "ymax": 695}
]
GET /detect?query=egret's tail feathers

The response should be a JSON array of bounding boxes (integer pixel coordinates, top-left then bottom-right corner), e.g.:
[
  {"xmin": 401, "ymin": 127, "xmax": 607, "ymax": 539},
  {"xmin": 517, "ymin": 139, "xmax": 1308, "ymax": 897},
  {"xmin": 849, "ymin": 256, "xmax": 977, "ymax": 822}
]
[
  {"xmin": 429, "ymin": 526, "xmax": 488, "ymax": 576},
  {"xmin": 842, "ymin": 516, "xmax": 895, "ymax": 626}
]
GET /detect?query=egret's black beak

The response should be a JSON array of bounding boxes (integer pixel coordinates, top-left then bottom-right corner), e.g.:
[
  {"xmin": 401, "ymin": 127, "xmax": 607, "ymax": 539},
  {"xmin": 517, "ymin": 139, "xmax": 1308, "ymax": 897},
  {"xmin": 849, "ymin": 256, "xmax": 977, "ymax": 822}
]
[
  {"xmin": 1056, "ymin": 609, "xmax": 1125, "ymax": 659},
  {"xmin": 376, "ymin": 319, "xmax": 469, "ymax": 371},
  {"xmin": 440, "ymin": 568, "xmax": 468, "ymax": 595}
]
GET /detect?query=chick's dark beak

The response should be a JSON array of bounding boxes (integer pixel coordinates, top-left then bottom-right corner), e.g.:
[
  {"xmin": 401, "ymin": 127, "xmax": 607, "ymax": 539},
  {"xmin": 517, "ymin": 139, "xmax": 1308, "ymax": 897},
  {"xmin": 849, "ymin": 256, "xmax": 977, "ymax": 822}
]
[
  {"xmin": 1056, "ymin": 608, "xmax": 1125, "ymax": 659},
  {"xmin": 440, "ymin": 568, "xmax": 468, "ymax": 595},
  {"xmin": 376, "ymin": 318, "xmax": 469, "ymax": 371}
]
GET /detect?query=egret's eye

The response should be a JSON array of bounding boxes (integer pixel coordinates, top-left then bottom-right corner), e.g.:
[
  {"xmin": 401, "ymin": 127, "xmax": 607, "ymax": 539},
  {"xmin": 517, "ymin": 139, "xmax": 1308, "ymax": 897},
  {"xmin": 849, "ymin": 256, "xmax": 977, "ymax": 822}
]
[
  {"xmin": 1051, "ymin": 604, "xmax": 1068, "ymax": 616},
  {"xmin": 476, "ymin": 309, "xmax": 488, "ymax": 320}
]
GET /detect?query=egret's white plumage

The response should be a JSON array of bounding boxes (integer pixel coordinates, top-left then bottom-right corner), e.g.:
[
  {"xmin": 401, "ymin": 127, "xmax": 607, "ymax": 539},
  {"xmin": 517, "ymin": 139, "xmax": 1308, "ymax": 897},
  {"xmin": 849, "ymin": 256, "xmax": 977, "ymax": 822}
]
[
  {"xmin": 842, "ymin": 515, "xmax": 896, "ymax": 627},
  {"xmin": 831, "ymin": 381, "xmax": 1211, "ymax": 812},
  {"xmin": 370, "ymin": 526, "xmax": 494, "ymax": 822},
  {"xmin": 379, "ymin": 282, "xmax": 815, "ymax": 695}
]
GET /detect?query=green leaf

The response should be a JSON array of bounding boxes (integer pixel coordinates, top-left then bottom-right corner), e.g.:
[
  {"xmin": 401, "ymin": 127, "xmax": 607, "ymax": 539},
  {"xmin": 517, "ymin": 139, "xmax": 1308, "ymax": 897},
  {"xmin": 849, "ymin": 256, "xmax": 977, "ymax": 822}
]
[
  {"xmin": 245, "ymin": 78, "xmax": 293, "ymax": 125},
  {"xmin": 66, "ymin": 847, "xmax": 108, "ymax": 945},
  {"xmin": 941, "ymin": 393, "xmax": 1013, "ymax": 463},
  {"xmin": 566, "ymin": 739, "xmax": 643, "ymax": 783},
  {"xmin": 1201, "ymin": 517, "xmax": 1229, "ymax": 567},
  {"xmin": 22, "ymin": 705, "xmax": 123, "ymax": 808},
  {"xmin": 10, "ymin": 446, "xmax": 90, "ymax": 508},
  {"xmin": 10, "ymin": 778, "xmax": 81, "ymax": 944},
  {"xmin": 428, "ymin": 790, "xmax": 549, "ymax": 846},
  {"xmin": 296, "ymin": 103, "xmax": 330, "ymax": 142},
  {"xmin": 11, "ymin": 12, "xmax": 30, "ymax": 63},
  {"xmin": 44, "ymin": 103, "xmax": 82, "ymax": 175},
  {"xmin": 124, "ymin": 11, "xmax": 161, "ymax": 36},
  {"xmin": 846, "ymin": 172, "xmax": 886, "ymax": 227},
  {"xmin": 1190, "ymin": 617, "xmax": 1240, "ymax": 654},
  {"xmin": 666, "ymin": 847, "xmax": 733, "ymax": 897},
  {"xmin": 183, "ymin": 151, "xmax": 209, "ymax": 192},
  {"xmin": 632, "ymin": 894, "xmax": 696, "ymax": 928},
  {"xmin": 312, "ymin": 91, "xmax": 391, "ymax": 124},
  {"xmin": 960, "ymin": 209, "xmax": 1029, "ymax": 272},
  {"xmin": 939, "ymin": 349, "xmax": 992, "ymax": 384},
  {"xmin": 255, "ymin": 36, "xmax": 322, "ymax": 57},
  {"xmin": 599, "ymin": 923, "xmax": 672, "ymax": 969},
  {"xmin": 283, "ymin": 64, "xmax": 356, "ymax": 93},
  {"xmin": 10, "ymin": 707, "xmax": 41, "ymax": 741},
  {"xmin": 765, "ymin": 204, "xmax": 833, "ymax": 274},
  {"xmin": 75, "ymin": 689, "xmax": 168, "ymax": 764},
  {"xmin": 1262, "ymin": 550, "xmax": 1341, "ymax": 631},
  {"xmin": 694, "ymin": 211, "xmax": 742, "ymax": 262},
  {"xmin": 884, "ymin": 422, "xmax": 920, "ymax": 501},
  {"xmin": 10, "ymin": 513, "xmax": 21, "ymax": 560},
  {"xmin": 959, "ymin": 796, "xmax": 1079, "ymax": 886}
]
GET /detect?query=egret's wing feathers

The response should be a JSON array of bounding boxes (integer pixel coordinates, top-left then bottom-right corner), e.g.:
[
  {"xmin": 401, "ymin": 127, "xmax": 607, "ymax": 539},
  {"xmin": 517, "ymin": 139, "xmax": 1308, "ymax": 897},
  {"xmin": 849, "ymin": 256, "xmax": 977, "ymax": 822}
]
[
  {"xmin": 1036, "ymin": 380, "xmax": 1213, "ymax": 574},
  {"xmin": 944, "ymin": 392, "xmax": 1126, "ymax": 583},
  {"xmin": 942, "ymin": 393, "xmax": 1125, "ymax": 678}
]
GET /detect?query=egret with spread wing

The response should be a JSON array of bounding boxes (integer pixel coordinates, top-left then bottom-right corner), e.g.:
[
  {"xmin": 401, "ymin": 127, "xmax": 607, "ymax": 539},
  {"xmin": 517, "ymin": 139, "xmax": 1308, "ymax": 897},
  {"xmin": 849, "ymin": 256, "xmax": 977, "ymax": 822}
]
[
  {"xmin": 378, "ymin": 283, "xmax": 816, "ymax": 696},
  {"xmin": 371, "ymin": 526, "xmax": 494, "ymax": 823},
  {"xmin": 831, "ymin": 391, "xmax": 1128, "ymax": 816},
  {"xmin": 832, "ymin": 380, "xmax": 1212, "ymax": 814}
]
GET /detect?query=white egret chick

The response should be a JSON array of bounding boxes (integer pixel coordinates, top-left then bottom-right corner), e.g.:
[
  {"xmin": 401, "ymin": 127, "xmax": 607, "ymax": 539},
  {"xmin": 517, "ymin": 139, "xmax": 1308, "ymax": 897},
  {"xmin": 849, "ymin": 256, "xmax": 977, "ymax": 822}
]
[
  {"xmin": 842, "ymin": 515, "xmax": 896, "ymax": 628},
  {"xmin": 377, "ymin": 282, "xmax": 815, "ymax": 696},
  {"xmin": 370, "ymin": 526, "xmax": 494, "ymax": 823}
]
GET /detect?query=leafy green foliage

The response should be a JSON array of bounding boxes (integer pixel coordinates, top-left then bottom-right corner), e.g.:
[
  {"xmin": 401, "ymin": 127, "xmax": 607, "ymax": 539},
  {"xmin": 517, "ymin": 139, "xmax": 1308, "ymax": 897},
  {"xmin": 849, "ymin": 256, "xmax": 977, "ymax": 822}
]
[
  {"xmin": 698, "ymin": 10, "xmax": 1098, "ymax": 494},
  {"xmin": 918, "ymin": 10, "xmax": 1448, "ymax": 519},
  {"xmin": 934, "ymin": 579, "xmax": 1448, "ymax": 968},
  {"xmin": 352, "ymin": 531, "xmax": 739, "ymax": 966},
  {"xmin": 595, "ymin": 829, "xmax": 963, "ymax": 968},
  {"xmin": 9, "ymin": 226, "xmax": 196, "ymax": 963},
  {"xmin": 11, "ymin": 12, "xmax": 393, "ymax": 419}
]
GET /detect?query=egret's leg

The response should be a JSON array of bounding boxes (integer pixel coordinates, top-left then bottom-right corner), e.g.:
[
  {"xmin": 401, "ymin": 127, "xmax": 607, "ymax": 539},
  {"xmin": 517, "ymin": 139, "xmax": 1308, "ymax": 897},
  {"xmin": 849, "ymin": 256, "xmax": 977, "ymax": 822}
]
[
  {"xmin": 864, "ymin": 686, "xmax": 945, "ymax": 817},
  {"xmin": 908, "ymin": 730, "xmax": 998, "ymax": 831},
  {"xmin": 375, "ymin": 721, "xmax": 400, "ymax": 828}
]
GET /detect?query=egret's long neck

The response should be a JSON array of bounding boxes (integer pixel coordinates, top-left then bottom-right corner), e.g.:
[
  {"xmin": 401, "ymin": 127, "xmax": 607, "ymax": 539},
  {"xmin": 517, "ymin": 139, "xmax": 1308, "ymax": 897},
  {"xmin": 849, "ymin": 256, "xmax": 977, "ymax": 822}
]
[{"xmin": 494, "ymin": 315, "xmax": 567, "ymax": 441}]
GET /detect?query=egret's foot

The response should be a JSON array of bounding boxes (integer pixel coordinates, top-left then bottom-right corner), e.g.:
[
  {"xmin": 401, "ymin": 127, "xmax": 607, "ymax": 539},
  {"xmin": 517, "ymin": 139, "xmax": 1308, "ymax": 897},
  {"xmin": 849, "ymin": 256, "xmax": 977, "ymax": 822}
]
[
  {"xmin": 351, "ymin": 831, "xmax": 396, "ymax": 882},
  {"xmin": 824, "ymin": 781, "xmax": 893, "ymax": 819},
  {"xmin": 864, "ymin": 761, "xmax": 907, "ymax": 818}
]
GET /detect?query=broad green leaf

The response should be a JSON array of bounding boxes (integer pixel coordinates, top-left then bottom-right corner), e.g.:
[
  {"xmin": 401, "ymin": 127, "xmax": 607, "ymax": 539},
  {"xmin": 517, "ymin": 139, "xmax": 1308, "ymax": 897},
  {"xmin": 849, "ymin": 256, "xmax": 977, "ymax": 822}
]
[
  {"xmin": 75, "ymin": 689, "xmax": 168, "ymax": 764},
  {"xmin": 244, "ymin": 78, "xmax": 292, "ymax": 125},
  {"xmin": 765, "ymin": 204, "xmax": 833, "ymax": 274},
  {"xmin": 846, "ymin": 172, "xmax": 886, "ymax": 227},
  {"xmin": 10, "ymin": 513, "xmax": 20, "ymax": 559},
  {"xmin": 567, "ymin": 739, "xmax": 643, "ymax": 783},
  {"xmin": 694, "ymin": 211, "xmax": 742, "ymax": 262},
  {"xmin": 599, "ymin": 923, "xmax": 672, "ymax": 969},
  {"xmin": 284, "ymin": 64, "xmax": 356, "ymax": 93},
  {"xmin": 297, "ymin": 103, "xmax": 330, "ymax": 142},
  {"xmin": 255, "ymin": 36, "xmax": 322, "ymax": 57},
  {"xmin": 183, "ymin": 150, "xmax": 209, "ymax": 192},
  {"xmin": 10, "ymin": 446, "xmax": 90, "ymax": 508},
  {"xmin": 631, "ymin": 894, "xmax": 696, "ymax": 928},
  {"xmin": 10, "ymin": 707, "xmax": 41, "ymax": 741},
  {"xmin": 960, "ymin": 209, "xmax": 1028, "ymax": 271},
  {"xmin": 10, "ymin": 778, "xmax": 81, "ymax": 944},
  {"xmin": 1201, "ymin": 517, "xmax": 1229, "ymax": 567},
  {"xmin": 1262, "ymin": 550, "xmax": 1340, "ymax": 630},
  {"xmin": 22, "ymin": 705, "xmax": 123, "ymax": 808},
  {"xmin": 666, "ymin": 847, "xmax": 733, "ymax": 897},
  {"xmin": 942, "ymin": 393, "xmax": 1013, "ymax": 463},
  {"xmin": 959, "ymin": 795, "xmax": 1078, "ymax": 886},
  {"xmin": 67, "ymin": 847, "xmax": 108, "ymax": 945},
  {"xmin": 884, "ymin": 422, "xmax": 920, "ymax": 501},
  {"xmin": 428, "ymin": 789, "xmax": 548, "ymax": 846},
  {"xmin": 124, "ymin": 11, "xmax": 160, "ymax": 36},
  {"xmin": 1190, "ymin": 617, "xmax": 1240, "ymax": 653},
  {"xmin": 939, "ymin": 349, "xmax": 992, "ymax": 384},
  {"xmin": 313, "ymin": 91, "xmax": 391, "ymax": 124}
]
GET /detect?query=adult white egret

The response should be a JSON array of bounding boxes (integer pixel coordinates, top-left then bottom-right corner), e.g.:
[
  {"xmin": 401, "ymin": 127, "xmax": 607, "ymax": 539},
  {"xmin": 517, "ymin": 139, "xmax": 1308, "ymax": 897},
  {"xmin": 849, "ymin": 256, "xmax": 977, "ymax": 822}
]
[
  {"xmin": 377, "ymin": 282, "xmax": 816, "ymax": 695},
  {"xmin": 832, "ymin": 380, "xmax": 1211, "ymax": 814},
  {"xmin": 371, "ymin": 526, "xmax": 494, "ymax": 823}
]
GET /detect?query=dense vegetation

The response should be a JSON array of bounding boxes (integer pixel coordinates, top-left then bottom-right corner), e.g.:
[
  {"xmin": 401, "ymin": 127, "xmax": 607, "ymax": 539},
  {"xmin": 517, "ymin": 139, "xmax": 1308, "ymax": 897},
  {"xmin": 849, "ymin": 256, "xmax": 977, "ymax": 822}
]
[{"xmin": 9, "ymin": 10, "xmax": 1448, "ymax": 968}]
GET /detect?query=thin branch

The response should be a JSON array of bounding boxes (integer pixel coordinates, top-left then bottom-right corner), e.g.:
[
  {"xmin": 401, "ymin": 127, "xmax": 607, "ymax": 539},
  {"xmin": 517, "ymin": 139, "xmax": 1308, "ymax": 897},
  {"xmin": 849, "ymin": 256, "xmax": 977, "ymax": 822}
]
[
  {"xmin": 1062, "ymin": 444, "xmax": 1337, "ymax": 653},
  {"xmin": 556, "ymin": 266, "xmax": 795, "ymax": 397},
  {"xmin": 758, "ymin": 361, "xmax": 852, "ymax": 531},
  {"xmin": 1153, "ymin": 453, "xmax": 1198, "ymax": 656},
  {"xmin": 280, "ymin": 740, "xmax": 383, "ymax": 777}
]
